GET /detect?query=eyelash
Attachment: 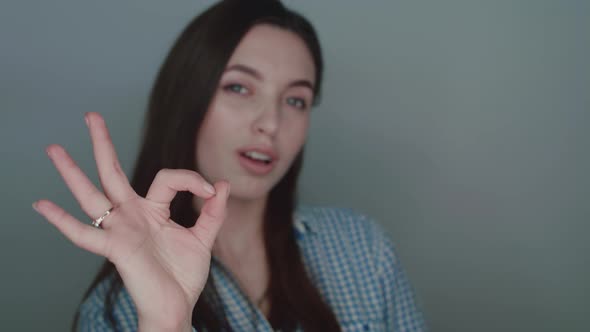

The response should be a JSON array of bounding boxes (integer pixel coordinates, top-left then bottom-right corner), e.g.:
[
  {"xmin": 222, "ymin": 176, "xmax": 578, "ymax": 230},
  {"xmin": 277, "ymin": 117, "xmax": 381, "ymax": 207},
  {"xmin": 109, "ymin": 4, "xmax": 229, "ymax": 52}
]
[
  {"xmin": 222, "ymin": 83, "xmax": 309, "ymax": 110},
  {"xmin": 286, "ymin": 97, "xmax": 307, "ymax": 110},
  {"xmin": 223, "ymin": 83, "xmax": 249, "ymax": 95}
]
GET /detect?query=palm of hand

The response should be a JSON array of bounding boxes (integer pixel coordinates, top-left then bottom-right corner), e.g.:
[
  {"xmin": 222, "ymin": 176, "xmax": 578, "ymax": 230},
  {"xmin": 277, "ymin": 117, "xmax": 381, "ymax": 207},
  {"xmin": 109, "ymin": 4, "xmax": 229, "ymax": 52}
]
[
  {"xmin": 108, "ymin": 200, "xmax": 211, "ymax": 317},
  {"xmin": 34, "ymin": 113, "xmax": 230, "ymax": 327}
]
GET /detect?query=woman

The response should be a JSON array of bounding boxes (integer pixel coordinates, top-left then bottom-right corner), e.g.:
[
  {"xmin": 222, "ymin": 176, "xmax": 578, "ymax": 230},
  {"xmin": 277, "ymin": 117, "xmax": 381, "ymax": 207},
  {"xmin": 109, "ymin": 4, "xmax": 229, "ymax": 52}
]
[{"xmin": 34, "ymin": 1, "xmax": 426, "ymax": 331}]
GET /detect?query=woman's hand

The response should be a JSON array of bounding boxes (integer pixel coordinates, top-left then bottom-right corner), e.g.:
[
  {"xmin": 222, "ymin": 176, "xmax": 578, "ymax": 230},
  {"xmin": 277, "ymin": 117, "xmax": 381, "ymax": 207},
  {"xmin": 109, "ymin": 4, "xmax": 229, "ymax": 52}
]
[{"xmin": 33, "ymin": 112, "xmax": 229, "ymax": 332}]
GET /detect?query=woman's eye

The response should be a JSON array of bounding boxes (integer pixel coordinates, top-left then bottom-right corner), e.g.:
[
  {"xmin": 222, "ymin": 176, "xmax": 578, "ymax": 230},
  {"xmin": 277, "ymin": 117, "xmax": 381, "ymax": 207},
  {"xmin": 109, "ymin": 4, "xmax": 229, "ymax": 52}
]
[
  {"xmin": 286, "ymin": 97, "xmax": 307, "ymax": 110},
  {"xmin": 223, "ymin": 83, "xmax": 249, "ymax": 95}
]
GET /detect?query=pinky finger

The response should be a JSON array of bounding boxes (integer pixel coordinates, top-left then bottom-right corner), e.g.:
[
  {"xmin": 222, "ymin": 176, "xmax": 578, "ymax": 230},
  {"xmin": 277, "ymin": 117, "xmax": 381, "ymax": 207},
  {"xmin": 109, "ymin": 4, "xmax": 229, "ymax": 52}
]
[{"xmin": 34, "ymin": 200, "xmax": 108, "ymax": 256}]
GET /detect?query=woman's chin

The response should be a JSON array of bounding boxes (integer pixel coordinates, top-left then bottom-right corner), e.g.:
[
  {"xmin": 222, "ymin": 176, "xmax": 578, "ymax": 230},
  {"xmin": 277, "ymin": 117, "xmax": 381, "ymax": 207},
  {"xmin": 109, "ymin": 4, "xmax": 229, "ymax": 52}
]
[
  {"xmin": 227, "ymin": 185, "xmax": 272, "ymax": 202},
  {"xmin": 205, "ymin": 172, "xmax": 285, "ymax": 202}
]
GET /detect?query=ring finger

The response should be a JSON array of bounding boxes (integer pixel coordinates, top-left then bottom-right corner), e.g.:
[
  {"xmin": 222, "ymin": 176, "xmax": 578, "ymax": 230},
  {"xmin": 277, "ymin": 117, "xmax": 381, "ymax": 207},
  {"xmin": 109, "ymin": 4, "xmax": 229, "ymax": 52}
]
[{"xmin": 46, "ymin": 144, "xmax": 114, "ymax": 227}]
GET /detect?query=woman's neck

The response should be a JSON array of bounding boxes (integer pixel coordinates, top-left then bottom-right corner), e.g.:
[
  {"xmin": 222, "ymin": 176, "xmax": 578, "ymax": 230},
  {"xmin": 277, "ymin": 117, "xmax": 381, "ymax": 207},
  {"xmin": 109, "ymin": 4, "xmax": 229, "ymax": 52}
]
[
  {"xmin": 197, "ymin": 195, "xmax": 271, "ymax": 311},
  {"xmin": 215, "ymin": 196, "xmax": 267, "ymax": 257}
]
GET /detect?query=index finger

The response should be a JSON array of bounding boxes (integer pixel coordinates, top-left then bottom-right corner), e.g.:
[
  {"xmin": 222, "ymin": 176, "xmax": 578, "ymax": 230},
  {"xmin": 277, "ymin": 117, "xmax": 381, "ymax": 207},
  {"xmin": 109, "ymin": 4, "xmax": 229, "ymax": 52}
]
[{"xmin": 145, "ymin": 169, "xmax": 217, "ymax": 205}]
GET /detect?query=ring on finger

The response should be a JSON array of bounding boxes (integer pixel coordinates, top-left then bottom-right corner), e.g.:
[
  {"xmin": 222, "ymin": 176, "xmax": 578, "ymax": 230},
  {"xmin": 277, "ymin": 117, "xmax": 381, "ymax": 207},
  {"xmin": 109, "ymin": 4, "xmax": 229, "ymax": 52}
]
[{"xmin": 91, "ymin": 207, "xmax": 114, "ymax": 229}]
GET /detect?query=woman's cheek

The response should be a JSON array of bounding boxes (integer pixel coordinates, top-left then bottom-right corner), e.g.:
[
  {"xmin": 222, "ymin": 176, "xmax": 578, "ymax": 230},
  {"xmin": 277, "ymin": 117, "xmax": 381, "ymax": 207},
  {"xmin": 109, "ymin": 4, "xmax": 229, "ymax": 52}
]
[{"xmin": 222, "ymin": 95, "xmax": 258, "ymax": 113}]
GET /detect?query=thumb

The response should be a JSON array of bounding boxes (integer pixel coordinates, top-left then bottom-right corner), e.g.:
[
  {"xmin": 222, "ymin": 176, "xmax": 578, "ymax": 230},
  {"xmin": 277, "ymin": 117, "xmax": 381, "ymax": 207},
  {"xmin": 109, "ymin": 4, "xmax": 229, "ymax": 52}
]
[{"xmin": 190, "ymin": 180, "xmax": 230, "ymax": 250}]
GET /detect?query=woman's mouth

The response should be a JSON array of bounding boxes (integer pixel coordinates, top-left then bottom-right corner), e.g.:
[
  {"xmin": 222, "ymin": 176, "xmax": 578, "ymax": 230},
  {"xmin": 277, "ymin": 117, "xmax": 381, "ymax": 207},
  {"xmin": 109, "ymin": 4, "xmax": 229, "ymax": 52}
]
[
  {"xmin": 242, "ymin": 151, "xmax": 273, "ymax": 164},
  {"xmin": 236, "ymin": 148, "xmax": 278, "ymax": 176}
]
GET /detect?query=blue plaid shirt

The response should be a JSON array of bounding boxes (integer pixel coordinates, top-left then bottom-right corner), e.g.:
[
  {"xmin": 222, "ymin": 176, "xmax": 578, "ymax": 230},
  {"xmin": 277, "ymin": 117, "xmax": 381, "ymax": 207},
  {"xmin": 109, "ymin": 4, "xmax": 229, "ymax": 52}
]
[{"xmin": 78, "ymin": 206, "xmax": 427, "ymax": 331}]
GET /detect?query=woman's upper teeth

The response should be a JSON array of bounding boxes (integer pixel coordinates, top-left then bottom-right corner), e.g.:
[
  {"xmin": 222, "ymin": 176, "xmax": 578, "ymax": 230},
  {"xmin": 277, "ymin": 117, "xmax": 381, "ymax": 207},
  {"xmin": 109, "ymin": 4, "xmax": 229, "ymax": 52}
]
[{"xmin": 245, "ymin": 151, "xmax": 272, "ymax": 161}]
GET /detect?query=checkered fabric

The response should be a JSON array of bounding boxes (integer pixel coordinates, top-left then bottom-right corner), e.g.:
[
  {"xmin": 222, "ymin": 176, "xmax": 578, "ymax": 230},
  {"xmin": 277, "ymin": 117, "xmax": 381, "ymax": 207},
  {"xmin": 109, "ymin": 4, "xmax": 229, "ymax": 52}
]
[{"xmin": 78, "ymin": 206, "xmax": 427, "ymax": 331}]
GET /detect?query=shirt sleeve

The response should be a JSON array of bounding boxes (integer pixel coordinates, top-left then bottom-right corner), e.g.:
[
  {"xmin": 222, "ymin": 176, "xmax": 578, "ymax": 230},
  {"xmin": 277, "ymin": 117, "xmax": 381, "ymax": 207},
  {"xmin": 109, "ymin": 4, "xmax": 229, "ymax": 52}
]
[
  {"xmin": 77, "ymin": 276, "xmax": 201, "ymax": 332},
  {"xmin": 76, "ymin": 277, "xmax": 138, "ymax": 332},
  {"xmin": 77, "ymin": 295, "xmax": 114, "ymax": 332},
  {"xmin": 77, "ymin": 284, "xmax": 200, "ymax": 332},
  {"xmin": 374, "ymin": 224, "xmax": 428, "ymax": 331}
]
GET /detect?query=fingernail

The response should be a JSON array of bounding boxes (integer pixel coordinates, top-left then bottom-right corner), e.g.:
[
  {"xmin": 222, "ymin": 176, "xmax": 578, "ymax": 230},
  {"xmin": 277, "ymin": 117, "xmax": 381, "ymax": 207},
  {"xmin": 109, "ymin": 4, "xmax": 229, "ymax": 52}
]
[
  {"xmin": 84, "ymin": 113, "xmax": 90, "ymax": 126},
  {"xmin": 226, "ymin": 183, "xmax": 231, "ymax": 199},
  {"xmin": 204, "ymin": 183, "xmax": 216, "ymax": 195},
  {"xmin": 32, "ymin": 201, "xmax": 39, "ymax": 212}
]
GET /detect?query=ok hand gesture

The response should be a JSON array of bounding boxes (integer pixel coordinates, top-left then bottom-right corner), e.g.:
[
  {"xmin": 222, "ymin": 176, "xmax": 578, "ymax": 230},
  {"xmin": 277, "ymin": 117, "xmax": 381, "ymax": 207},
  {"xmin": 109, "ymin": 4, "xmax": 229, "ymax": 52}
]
[{"xmin": 34, "ymin": 112, "xmax": 229, "ymax": 332}]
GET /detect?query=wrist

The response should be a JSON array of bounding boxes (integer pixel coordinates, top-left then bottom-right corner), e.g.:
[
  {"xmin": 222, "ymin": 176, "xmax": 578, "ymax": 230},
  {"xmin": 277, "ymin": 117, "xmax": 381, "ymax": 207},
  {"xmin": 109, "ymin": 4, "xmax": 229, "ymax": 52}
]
[
  {"xmin": 138, "ymin": 320, "xmax": 192, "ymax": 332},
  {"xmin": 137, "ymin": 313, "xmax": 192, "ymax": 332}
]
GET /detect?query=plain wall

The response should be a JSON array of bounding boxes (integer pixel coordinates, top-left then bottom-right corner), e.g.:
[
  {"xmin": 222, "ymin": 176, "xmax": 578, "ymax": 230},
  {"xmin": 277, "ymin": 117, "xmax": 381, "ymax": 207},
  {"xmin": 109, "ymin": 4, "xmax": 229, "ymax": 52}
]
[{"xmin": 1, "ymin": 1, "xmax": 588, "ymax": 331}]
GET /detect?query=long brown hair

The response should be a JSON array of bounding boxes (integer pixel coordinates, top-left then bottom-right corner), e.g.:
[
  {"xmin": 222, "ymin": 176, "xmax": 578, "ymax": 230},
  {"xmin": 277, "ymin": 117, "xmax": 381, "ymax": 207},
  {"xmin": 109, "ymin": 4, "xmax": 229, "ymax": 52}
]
[{"xmin": 73, "ymin": 1, "xmax": 341, "ymax": 331}]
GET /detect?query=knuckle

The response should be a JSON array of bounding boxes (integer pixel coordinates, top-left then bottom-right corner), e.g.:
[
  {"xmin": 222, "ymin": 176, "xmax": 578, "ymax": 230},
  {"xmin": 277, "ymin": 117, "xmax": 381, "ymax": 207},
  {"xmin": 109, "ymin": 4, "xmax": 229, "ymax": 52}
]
[
  {"xmin": 111, "ymin": 159, "xmax": 124, "ymax": 176},
  {"xmin": 86, "ymin": 188, "xmax": 104, "ymax": 204},
  {"xmin": 61, "ymin": 154, "xmax": 77, "ymax": 170},
  {"xmin": 70, "ymin": 229, "xmax": 85, "ymax": 247},
  {"xmin": 155, "ymin": 168, "xmax": 170, "ymax": 181},
  {"xmin": 86, "ymin": 194, "xmax": 108, "ymax": 215},
  {"xmin": 55, "ymin": 208, "xmax": 70, "ymax": 225},
  {"xmin": 189, "ymin": 171, "xmax": 204, "ymax": 183},
  {"xmin": 176, "ymin": 168, "xmax": 193, "ymax": 179}
]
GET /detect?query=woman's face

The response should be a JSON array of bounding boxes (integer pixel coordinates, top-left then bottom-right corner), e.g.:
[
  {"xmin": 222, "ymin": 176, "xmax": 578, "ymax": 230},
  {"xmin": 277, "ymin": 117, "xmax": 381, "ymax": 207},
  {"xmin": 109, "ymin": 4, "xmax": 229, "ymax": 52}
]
[{"xmin": 196, "ymin": 24, "xmax": 316, "ymax": 201}]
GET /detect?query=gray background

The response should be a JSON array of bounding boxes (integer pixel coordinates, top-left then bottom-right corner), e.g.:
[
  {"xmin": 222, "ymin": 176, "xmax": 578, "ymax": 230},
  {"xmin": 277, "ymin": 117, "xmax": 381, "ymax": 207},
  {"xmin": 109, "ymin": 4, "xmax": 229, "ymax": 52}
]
[{"xmin": 1, "ymin": 0, "xmax": 588, "ymax": 331}]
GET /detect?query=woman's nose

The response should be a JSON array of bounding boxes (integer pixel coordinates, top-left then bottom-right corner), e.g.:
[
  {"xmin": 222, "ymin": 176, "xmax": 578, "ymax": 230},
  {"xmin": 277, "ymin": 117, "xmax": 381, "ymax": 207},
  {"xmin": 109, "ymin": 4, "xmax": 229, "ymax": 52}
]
[{"xmin": 252, "ymin": 103, "xmax": 280, "ymax": 137}]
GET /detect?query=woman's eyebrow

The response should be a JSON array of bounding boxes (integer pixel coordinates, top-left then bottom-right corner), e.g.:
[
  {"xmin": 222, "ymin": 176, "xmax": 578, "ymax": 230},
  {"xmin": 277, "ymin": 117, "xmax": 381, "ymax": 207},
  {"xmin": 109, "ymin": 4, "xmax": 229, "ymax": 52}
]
[
  {"xmin": 225, "ymin": 64, "xmax": 262, "ymax": 80},
  {"xmin": 287, "ymin": 80, "xmax": 314, "ymax": 91},
  {"xmin": 225, "ymin": 64, "xmax": 314, "ymax": 91}
]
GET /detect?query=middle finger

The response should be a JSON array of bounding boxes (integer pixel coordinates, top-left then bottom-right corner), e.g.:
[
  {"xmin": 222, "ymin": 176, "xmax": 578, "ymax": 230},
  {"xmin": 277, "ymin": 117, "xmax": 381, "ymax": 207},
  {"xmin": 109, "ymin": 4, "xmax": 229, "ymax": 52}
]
[
  {"xmin": 46, "ymin": 144, "xmax": 112, "ymax": 220},
  {"xmin": 85, "ymin": 112, "xmax": 136, "ymax": 203}
]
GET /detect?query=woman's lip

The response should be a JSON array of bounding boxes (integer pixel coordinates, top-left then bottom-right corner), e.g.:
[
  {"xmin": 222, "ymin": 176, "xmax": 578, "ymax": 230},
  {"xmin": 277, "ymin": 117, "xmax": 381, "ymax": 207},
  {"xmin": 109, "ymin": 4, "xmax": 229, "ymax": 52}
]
[
  {"xmin": 236, "ymin": 146, "xmax": 279, "ymax": 161},
  {"xmin": 237, "ymin": 152, "xmax": 276, "ymax": 175}
]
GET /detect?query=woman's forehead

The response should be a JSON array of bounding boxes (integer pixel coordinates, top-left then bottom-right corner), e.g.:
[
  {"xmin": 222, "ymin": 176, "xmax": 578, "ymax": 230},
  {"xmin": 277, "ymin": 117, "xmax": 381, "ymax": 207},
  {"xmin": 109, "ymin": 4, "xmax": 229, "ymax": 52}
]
[{"xmin": 225, "ymin": 24, "xmax": 316, "ymax": 84}]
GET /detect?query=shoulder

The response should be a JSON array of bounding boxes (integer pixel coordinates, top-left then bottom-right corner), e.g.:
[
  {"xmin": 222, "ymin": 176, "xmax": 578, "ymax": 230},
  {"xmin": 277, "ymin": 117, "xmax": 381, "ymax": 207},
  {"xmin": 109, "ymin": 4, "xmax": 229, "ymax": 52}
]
[
  {"xmin": 294, "ymin": 205, "xmax": 410, "ymax": 326},
  {"xmin": 78, "ymin": 273, "xmax": 138, "ymax": 331},
  {"xmin": 294, "ymin": 204, "xmax": 400, "ymax": 275},
  {"xmin": 295, "ymin": 205, "xmax": 377, "ymax": 233},
  {"xmin": 294, "ymin": 205, "xmax": 391, "ymax": 252}
]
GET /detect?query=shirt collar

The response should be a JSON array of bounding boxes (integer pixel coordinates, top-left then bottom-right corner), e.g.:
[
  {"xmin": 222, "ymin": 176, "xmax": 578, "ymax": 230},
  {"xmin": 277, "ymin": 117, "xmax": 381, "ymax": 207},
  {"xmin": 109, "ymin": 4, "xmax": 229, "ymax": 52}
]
[{"xmin": 293, "ymin": 210, "xmax": 318, "ymax": 238}]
